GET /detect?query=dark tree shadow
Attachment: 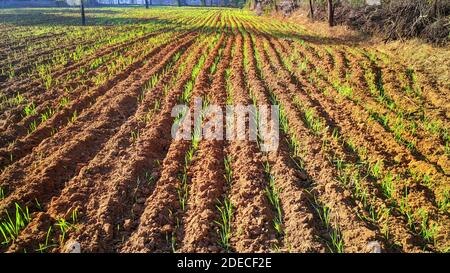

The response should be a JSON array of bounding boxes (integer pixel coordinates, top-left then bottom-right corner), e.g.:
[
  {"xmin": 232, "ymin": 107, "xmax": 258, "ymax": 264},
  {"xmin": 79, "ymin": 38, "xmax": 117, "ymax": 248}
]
[
  {"xmin": 0, "ymin": 7, "xmax": 370, "ymax": 46},
  {"xmin": 0, "ymin": 7, "xmax": 166, "ymax": 26}
]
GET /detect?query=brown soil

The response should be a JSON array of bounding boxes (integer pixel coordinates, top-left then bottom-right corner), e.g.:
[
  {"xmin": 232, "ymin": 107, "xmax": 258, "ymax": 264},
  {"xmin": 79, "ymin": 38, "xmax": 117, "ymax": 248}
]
[{"xmin": 1, "ymin": 10, "xmax": 448, "ymax": 253}]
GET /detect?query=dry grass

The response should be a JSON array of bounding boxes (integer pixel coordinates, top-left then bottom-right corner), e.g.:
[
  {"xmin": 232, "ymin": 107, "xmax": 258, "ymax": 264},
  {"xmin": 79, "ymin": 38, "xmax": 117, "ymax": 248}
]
[
  {"xmin": 376, "ymin": 39, "xmax": 450, "ymax": 87},
  {"xmin": 272, "ymin": 11, "xmax": 449, "ymax": 87},
  {"xmin": 271, "ymin": 10, "xmax": 371, "ymax": 45}
]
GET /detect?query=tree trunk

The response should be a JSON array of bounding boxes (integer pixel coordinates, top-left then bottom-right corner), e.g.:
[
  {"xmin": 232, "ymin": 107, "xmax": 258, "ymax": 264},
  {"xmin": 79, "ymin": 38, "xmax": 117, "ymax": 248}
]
[
  {"xmin": 145, "ymin": 0, "xmax": 149, "ymax": 8},
  {"xmin": 250, "ymin": 0, "xmax": 256, "ymax": 10},
  {"xmin": 81, "ymin": 0, "xmax": 86, "ymax": 26},
  {"xmin": 255, "ymin": 1, "xmax": 262, "ymax": 16},
  {"xmin": 327, "ymin": 0, "xmax": 334, "ymax": 27},
  {"xmin": 309, "ymin": 0, "xmax": 314, "ymax": 20},
  {"xmin": 432, "ymin": 0, "xmax": 439, "ymax": 18}
]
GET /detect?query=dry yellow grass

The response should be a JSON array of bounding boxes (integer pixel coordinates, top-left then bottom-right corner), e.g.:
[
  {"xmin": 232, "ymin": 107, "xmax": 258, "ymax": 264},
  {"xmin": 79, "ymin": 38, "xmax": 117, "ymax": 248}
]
[
  {"xmin": 376, "ymin": 40, "xmax": 450, "ymax": 87},
  {"xmin": 275, "ymin": 11, "xmax": 449, "ymax": 88}
]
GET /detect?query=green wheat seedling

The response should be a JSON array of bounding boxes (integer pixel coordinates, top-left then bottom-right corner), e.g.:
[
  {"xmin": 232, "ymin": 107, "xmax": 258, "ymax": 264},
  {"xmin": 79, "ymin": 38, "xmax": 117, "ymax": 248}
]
[
  {"xmin": 316, "ymin": 205, "xmax": 331, "ymax": 228},
  {"xmin": 166, "ymin": 210, "xmax": 179, "ymax": 253},
  {"xmin": 0, "ymin": 187, "xmax": 5, "ymax": 200},
  {"xmin": 298, "ymin": 59, "xmax": 308, "ymax": 73},
  {"xmin": 94, "ymin": 72, "xmax": 108, "ymax": 86},
  {"xmin": 56, "ymin": 218, "xmax": 73, "ymax": 245},
  {"xmin": 278, "ymin": 107, "xmax": 289, "ymax": 134},
  {"xmin": 210, "ymin": 55, "xmax": 219, "ymax": 75},
  {"xmin": 43, "ymin": 74, "xmax": 52, "ymax": 90},
  {"xmin": 333, "ymin": 158, "xmax": 383, "ymax": 224},
  {"xmin": 336, "ymin": 166, "xmax": 350, "ymax": 187},
  {"xmin": 263, "ymin": 162, "xmax": 283, "ymax": 235},
  {"xmin": 175, "ymin": 99, "xmax": 206, "ymax": 211},
  {"xmin": 354, "ymin": 176, "xmax": 369, "ymax": 208},
  {"xmin": 34, "ymin": 198, "xmax": 42, "ymax": 211},
  {"xmin": 180, "ymin": 81, "xmax": 194, "ymax": 104},
  {"xmin": 333, "ymin": 81, "xmax": 353, "ymax": 99},
  {"xmin": 6, "ymin": 63, "xmax": 15, "ymax": 79},
  {"xmin": 23, "ymin": 102, "xmax": 36, "ymax": 117},
  {"xmin": 28, "ymin": 120, "xmax": 38, "ymax": 134},
  {"xmin": 224, "ymin": 155, "xmax": 233, "ymax": 185},
  {"xmin": 185, "ymin": 147, "xmax": 195, "ymax": 164},
  {"xmin": 421, "ymin": 173, "xmax": 433, "ymax": 188},
  {"xmin": 9, "ymin": 92, "xmax": 24, "ymax": 107},
  {"xmin": 422, "ymin": 117, "xmax": 446, "ymax": 140},
  {"xmin": 153, "ymin": 99, "xmax": 161, "ymax": 112},
  {"xmin": 307, "ymin": 193, "xmax": 344, "ymax": 253},
  {"xmin": 243, "ymin": 37, "xmax": 250, "ymax": 73},
  {"xmin": 329, "ymin": 223, "xmax": 344, "ymax": 253},
  {"xmin": 36, "ymin": 226, "xmax": 57, "ymax": 253},
  {"xmin": 398, "ymin": 187, "xmax": 415, "ymax": 229},
  {"xmin": 366, "ymin": 201, "xmax": 383, "ymax": 224},
  {"xmin": 225, "ymin": 68, "xmax": 233, "ymax": 105},
  {"xmin": 214, "ymin": 198, "xmax": 233, "ymax": 252},
  {"xmin": 417, "ymin": 208, "xmax": 438, "ymax": 244},
  {"xmin": 137, "ymin": 90, "xmax": 146, "ymax": 104},
  {"xmin": 405, "ymin": 138, "xmax": 417, "ymax": 152},
  {"xmin": 142, "ymin": 99, "xmax": 161, "ymax": 123},
  {"xmin": 36, "ymin": 64, "xmax": 53, "ymax": 90},
  {"xmin": 173, "ymin": 107, "xmax": 187, "ymax": 128},
  {"xmin": 132, "ymin": 174, "xmax": 144, "ymax": 203},
  {"xmin": 288, "ymin": 136, "xmax": 303, "ymax": 161},
  {"xmin": 369, "ymin": 110, "xmax": 417, "ymax": 152},
  {"xmin": 369, "ymin": 159, "xmax": 383, "ymax": 179},
  {"xmin": 147, "ymin": 74, "xmax": 160, "ymax": 92},
  {"xmin": 68, "ymin": 110, "xmax": 78, "ymax": 124},
  {"xmin": 444, "ymin": 141, "xmax": 450, "ymax": 157},
  {"xmin": 408, "ymin": 120, "xmax": 418, "ymax": 136},
  {"xmin": 202, "ymin": 95, "xmax": 210, "ymax": 110},
  {"xmin": 303, "ymin": 107, "xmax": 324, "ymax": 135},
  {"xmin": 59, "ymin": 97, "xmax": 70, "ymax": 109},
  {"xmin": 381, "ymin": 173, "xmax": 396, "ymax": 200},
  {"xmin": 369, "ymin": 111, "xmax": 389, "ymax": 129},
  {"xmin": 270, "ymin": 243, "xmax": 282, "ymax": 253},
  {"xmin": 331, "ymin": 128, "xmax": 340, "ymax": 143},
  {"xmin": 90, "ymin": 56, "xmax": 105, "ymax": 70},
  {"xmin": 40, "ymin": 107, "xmax": 54, "ymax": 123},
  {"xmin": 0, "ymin": 203, "xmax": 32, "ymax": 245},
  {"xmin": 437, "ymin": 190, "xmax": 449, "ymax": 213},
  {"xmin": 173, "ymin": 51, "xmax": 182, "ymax": 63},
  {"xmin": 144, "ymin": 171, "xmax": 156, "ymax": 186},
  {"xmin": 345, "ymin": 138, "xmax": 357, "ymax": 153},
  {"xmin": 71, "ymin": 208, "xmax": 79, "ymax": 224},
  {"xmin": 392, "ymin": 116, "xmax": 406, "ymax": 142},
  {"xmin": 130, "ymin": 130, "xmax": 140, "ymax": 143},
  {"xmin": 249, "ymin": 91, "xmax": 263, "ymax": 148},
  {"xmin": 191, "ymin": 55, "xmax": 206, "ymax": 81},
  {"xmin": 170, "ymin": 226, "xmax": 177, "ymax": 253},
  {"xmin": 333, "ymin": 157, "xmax": 345, "ymax": 173},
  {"xmin": 176, "ymin": 172, "xmax": 189, "ymax": 211},
  {"xmin": 70, "ymin": 44, "xmax": 84, "ymax": 62},
  {"xmin": 192, "ymin": 126, "xmax": 202, "ymax": 150}
]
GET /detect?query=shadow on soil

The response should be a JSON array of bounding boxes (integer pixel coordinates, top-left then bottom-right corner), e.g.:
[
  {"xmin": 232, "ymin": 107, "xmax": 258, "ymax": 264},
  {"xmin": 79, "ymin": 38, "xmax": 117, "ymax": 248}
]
[
  {"xmin": 0, "ymin": 8, "xmax": 169, "ymax": 26},
  {"xmin": 0, "ymin": 7, "xmax": 368, "ymax": 46}
]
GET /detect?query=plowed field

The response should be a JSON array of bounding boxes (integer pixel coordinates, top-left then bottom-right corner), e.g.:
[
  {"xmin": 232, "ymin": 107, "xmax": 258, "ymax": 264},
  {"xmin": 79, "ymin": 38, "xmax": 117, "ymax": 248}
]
[{"xmin": 0, "ymin": 7, "xmax": 449, "ymax": 253}]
